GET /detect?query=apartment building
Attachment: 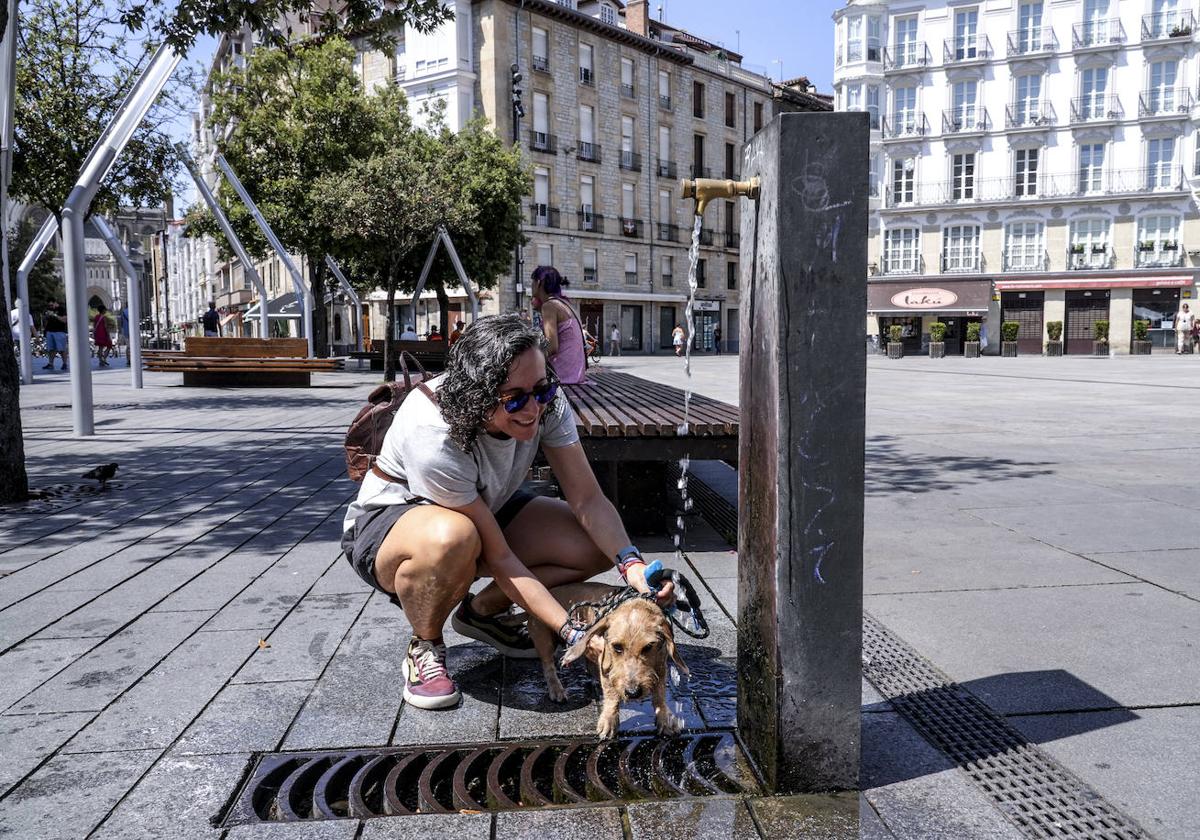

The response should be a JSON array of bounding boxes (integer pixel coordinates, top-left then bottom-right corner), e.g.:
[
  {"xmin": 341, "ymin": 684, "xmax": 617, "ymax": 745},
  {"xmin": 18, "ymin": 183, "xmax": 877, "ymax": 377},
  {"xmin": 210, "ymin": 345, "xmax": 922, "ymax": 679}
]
[{"xmin": 834, "ymin": 0, "xmax": 1200, "ymax": 355}]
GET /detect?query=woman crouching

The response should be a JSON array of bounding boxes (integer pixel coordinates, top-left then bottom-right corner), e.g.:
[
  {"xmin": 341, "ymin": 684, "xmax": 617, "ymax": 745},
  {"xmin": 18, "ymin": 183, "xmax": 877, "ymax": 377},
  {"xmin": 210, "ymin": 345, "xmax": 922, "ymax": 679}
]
[{"xmin": 341, "ymin": 314, "xmax": 670, "ymax": 709}]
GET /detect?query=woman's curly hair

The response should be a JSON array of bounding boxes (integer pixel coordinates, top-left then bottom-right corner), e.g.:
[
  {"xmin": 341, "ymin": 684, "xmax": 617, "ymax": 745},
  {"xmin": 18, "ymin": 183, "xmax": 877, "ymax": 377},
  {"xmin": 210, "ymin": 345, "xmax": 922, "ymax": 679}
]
[{"xmin": 437, "ymin": 314, "xmax": 555, "ymax": 452}]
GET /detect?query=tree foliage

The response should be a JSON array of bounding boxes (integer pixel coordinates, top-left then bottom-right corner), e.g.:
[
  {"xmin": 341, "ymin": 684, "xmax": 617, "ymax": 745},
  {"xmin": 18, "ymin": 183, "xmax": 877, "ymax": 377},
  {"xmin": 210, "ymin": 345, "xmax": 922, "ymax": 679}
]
[{"xmin": 11, "ymin": 218, "xmax": 63, "ymax": 322}]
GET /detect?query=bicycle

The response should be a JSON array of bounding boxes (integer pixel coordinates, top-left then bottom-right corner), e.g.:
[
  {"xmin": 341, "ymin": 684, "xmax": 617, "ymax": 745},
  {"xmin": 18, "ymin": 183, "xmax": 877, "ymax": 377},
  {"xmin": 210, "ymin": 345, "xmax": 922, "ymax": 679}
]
[{"xmin": 584, "ymin": 331, "xmax": 601, "ymax": 364}]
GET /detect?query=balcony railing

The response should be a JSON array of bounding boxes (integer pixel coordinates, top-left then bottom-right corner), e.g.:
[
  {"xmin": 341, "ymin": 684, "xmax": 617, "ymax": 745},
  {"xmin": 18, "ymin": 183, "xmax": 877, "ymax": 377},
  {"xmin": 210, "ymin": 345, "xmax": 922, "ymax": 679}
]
[
  {"xmin": 1138, "ymin": 88, "xmax": 1194, "ymax": 118},
  {"xmin": 699, "ymin": 228, "xmax": 715, "ymax": 246},
  {"xmin": 619, "ymin": 150, "xmax": 642, "ymax": 172},
  {"xmin": 656, "ymin": 158, "xmax": 678, "ymax": 179},
  {"xmin": 883, "ymin": 43, "xmax": 932, "ymax": 71},
  {"xmin": 1070, "ymin": 94, "xmax": 1124, "ymax": 123},
  {"xmin": 1068, "ymin": 245, "xmax": 1114, "ymax": 270},
  {"xmin": 881, "ymin": 113, "xmax": 930, "ymax": 139},
  {"xmin": 941, "ymin": 107, "xmax": 991, "ymax": 135},
  {"xmin": 577, "ymin": 209, "xmax": 605, "ymax": 233},
  {"xmin": 1141, "ymin": 10, "xmax": 1195, "ymax": 41},
  {"xmin": 1072, "ymin": 18, "xmax": 1126, "ymax": 49},
  {"xmin": 532, "ymin": 55, "xmax": 550, "ymax": 72},
  {"xmin": 579, "ymin": 67, "xmax": 594, "ymax": 86},
  {"xmin": 1005, "ymin": 101, "xmax": 1056, "ymax": 129},
  {"xmin": 1002, "ymin": 249, "xmax": 1049, "ymax": 272},
  {"xmin": 940, "ymin": 253, "xmax": 982, "ymax": 273},
  {"xmin": 943, "ymin": 35, "xmax": 992, "ymax": 64},
  {"xmin": 625, "ymin": 271, "xmax": 638, "ymax": 284},
  {"xmin": 724, "ymin": 231, "xmax": 740, "ymax": 249},
  {"xmin": 618, "ymin": 217, "xmax": 643, "ymax": 238},
  {"xmin": 1006, "ymin": 27, "xmax": 1058, "ymax": 57},
  {"xmin": 577, "ymin": 141, "xmax": 602, "ymax": 163},
  {"xmin": 1135, "ymin": 243, "xmax": 1185, "ymax": 268},
  {"xmin": 621, "ymin": 83, "xmax": 635, "ymax": 98},
  {"xmin": 529, "ymin": 131, "xmax": 557, "ymax": 154},
  {"xmin": 880, "ymin": 255, "xmax": 924, "ymax": 276},
  {"xmin": 529, "ymin": 204, "xmax": 561, "ymax": 228},
  {"xmin": 582, "ymin": 269, "xmax": 597, "ymax": 284},
  {"xmin": 690, "ymin": 164, "xmax": 711, "ymax": 179},
  {"xmin": 659, "ymin": 94, "xmax": 672, "ymax": 110},
  {"xmin": 881, "ymin": 167, "xmax": 1185, "ymax": 208},
  {"xmin": 657, "ymin": 222, "xmax": 679, "ymax": 242}
]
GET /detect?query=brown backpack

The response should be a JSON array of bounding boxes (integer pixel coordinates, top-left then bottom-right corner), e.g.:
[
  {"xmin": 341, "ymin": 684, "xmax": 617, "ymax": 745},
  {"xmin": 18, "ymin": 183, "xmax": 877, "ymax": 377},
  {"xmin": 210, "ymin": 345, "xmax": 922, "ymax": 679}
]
[{"xmin": 344, "ymin": 353, "xmax": 433, "ymax": 482}]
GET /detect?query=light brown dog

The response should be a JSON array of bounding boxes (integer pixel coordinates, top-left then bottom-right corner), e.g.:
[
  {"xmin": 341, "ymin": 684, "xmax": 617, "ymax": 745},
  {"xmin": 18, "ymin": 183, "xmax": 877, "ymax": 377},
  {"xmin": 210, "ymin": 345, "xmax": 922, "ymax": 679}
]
[{"xmin": 528, "ymin": 582, "xmax": 689, "ymax": 739}]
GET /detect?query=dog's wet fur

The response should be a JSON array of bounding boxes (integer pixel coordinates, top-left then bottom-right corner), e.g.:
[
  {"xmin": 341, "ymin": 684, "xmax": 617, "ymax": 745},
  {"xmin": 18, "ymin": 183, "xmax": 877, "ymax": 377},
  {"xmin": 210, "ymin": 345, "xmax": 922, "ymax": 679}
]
[{"xmin": 527, "ymin": 582, "xmax": 689, "ymax": 739}]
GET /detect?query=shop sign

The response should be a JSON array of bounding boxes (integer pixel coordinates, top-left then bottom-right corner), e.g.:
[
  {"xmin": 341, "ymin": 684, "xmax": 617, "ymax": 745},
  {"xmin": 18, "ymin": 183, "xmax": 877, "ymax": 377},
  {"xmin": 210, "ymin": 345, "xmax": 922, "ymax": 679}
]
[
  {"xmin": 693, "ymin": 300, "xmax": 721, "ymax": 312},
  {"xmin": 889, "ymin": 287, "xmax": 958, "ymax": 309}
]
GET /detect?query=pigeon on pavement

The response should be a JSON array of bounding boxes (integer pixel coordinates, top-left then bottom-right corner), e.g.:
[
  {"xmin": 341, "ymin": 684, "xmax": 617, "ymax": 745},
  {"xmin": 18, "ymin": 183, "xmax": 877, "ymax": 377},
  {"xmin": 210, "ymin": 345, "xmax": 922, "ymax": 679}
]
[{"xmin": 82, "ymin": 463, "xmax": 119, "ymax": 489}]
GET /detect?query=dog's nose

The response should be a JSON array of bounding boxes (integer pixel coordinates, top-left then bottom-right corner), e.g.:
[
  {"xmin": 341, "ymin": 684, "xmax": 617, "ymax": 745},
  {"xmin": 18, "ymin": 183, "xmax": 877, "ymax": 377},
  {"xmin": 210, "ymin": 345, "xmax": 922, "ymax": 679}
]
[{"xmin": 624, "ymin": 685, "xmax": 643, "ymax": 700}]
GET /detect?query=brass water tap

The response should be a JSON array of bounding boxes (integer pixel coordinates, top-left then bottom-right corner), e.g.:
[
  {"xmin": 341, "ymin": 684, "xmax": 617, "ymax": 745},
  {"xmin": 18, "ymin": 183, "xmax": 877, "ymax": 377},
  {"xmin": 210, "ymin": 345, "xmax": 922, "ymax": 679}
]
[{"xmin": 680, "ymin": 177, "xmax": 761, "ymax": 217}]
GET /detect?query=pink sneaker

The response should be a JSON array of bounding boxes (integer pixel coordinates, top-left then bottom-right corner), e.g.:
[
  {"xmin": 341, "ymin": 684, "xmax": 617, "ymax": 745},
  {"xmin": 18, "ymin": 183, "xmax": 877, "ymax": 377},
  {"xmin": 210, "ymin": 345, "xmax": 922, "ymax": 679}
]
[{"xmin": 402, "ymin": 637, "xmax": 461, "ymax": 710}]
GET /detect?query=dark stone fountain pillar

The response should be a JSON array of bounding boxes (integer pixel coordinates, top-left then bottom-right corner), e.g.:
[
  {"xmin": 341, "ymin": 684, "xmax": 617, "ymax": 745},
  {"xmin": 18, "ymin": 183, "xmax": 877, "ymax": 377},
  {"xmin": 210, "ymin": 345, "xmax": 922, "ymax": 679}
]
[{"xmin": 736, "ymin": 112, "xmax": 868, "ymax": 793}]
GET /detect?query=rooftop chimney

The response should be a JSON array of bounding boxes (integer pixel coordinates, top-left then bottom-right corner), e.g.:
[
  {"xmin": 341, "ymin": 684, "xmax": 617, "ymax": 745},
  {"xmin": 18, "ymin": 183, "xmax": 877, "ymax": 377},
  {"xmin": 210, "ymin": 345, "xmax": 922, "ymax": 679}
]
[{"xmin": 626, "ymin": 0, "xmax": 649, "ymax": 36}]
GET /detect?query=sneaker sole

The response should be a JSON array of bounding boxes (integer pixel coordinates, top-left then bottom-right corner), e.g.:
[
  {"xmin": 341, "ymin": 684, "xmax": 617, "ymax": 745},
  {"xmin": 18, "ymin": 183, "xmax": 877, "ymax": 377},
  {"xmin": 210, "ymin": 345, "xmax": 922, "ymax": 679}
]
[
  {"xmin": 451, "ymin": 612, "xmax": 540, "ymax": 659},
  {"xmin": 401, "ymin": 660, "xmax": 461, "ymax": 710}
]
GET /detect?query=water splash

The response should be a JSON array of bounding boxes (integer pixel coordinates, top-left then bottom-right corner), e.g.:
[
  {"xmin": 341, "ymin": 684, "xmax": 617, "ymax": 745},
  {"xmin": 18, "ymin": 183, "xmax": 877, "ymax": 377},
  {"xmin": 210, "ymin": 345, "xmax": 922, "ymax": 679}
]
[{"xmin": 674, "ymin": 216, "xmax": 704, "ymax": 569}]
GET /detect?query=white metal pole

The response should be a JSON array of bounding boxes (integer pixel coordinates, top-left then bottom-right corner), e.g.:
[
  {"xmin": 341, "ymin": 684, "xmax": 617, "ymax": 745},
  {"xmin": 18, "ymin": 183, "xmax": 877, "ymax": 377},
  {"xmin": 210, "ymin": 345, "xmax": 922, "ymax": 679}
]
[
  {"xmin": 93, "ymin": 216, "xmax": 142, "ymax": 388},
  {"xmin": 214, "ymin": 153, "xmax": 314, "ymax": 356},
  {"xmin": 324, "ymin": 254, "xmax": 363, "ymax": 352},
  {"xmin": 14, "ymin": 216, "xmax": 55, "ymax": 385}
]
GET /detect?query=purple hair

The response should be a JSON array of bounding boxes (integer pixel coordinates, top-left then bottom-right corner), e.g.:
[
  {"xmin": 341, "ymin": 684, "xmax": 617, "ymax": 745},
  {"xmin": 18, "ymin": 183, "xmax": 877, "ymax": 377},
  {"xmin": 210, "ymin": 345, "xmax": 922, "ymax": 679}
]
[{"xmin": 531, "ymin": 265, "xmax": 569, "ymax": 299}]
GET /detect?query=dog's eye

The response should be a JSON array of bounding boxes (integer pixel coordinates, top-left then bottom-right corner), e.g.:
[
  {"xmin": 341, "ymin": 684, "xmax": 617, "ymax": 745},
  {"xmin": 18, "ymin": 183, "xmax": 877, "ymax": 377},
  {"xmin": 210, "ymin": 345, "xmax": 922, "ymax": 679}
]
[{"xmin": 610, "ymin": 642, "xmax": 624, "ymax": 654}]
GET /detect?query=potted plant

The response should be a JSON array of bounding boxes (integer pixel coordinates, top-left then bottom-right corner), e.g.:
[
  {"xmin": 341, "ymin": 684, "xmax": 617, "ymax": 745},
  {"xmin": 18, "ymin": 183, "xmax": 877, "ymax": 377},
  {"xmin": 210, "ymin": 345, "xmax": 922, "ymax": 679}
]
[
  {"xmin": 1093, "ymin": 319, "xmax": 1110, "ymax": 356},
  {"xmin": 964, "ymin": 322, "xmax": 981, "ymax": 358},
  {"xmin": 1138, "ymin": 240, "xmax": 1156, "ymax": 252},
  {"xmin": 1045, "ymin": 320, "xmax": 1063, "ymax": 356},
  {"xmin": 1069, "ymin": 243, "xmax": 1085, "ymax": 255},
  {"xmin": 887, "ymin": 324, "xmax": 904, "ymax": 359},
  {"xmin": 1132, "ymin": 319, "xmax": 1152, "ymax": 355},
  {"xmin": 928, "ymin": 321, "xmax": 947, "ymax": 358},
  {"xmin": 1001, "ymin": 320, "xmax": 1020, "ymax": 357}
]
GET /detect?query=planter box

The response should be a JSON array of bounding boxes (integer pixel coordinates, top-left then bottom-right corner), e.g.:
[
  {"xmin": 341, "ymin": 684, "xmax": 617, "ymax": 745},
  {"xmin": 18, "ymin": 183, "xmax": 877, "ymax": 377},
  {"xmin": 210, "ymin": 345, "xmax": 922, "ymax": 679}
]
[
  {"xmin": 928, "ymin": 342, "xmax": 946, "ymax": 359},
  {"xmin": 1001, "ymin": 341, "xmax": 1019, "ymax": 358},
  {"xmin": 1044, "ymin": 341, "xmax": 1063, "ymax": 357},
  {"xmin": 1131, "ymin": 340, "xmax": 1152, "ymax": 355},
  {"xmin": 887, "ymin": 342, "xmax": 904, "ymax": 359},
  {"xmin": 1094, "ymin": 342, "xmax": 1109, "ymax": 356},
  {"xmin": 964, "ymin": 341, "xmax": 980, "ymax": 358}
]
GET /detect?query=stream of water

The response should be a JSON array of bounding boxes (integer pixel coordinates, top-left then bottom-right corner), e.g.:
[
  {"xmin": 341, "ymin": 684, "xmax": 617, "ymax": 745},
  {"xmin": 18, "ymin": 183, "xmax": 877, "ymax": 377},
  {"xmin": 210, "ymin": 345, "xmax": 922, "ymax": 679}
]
[{"xmin": 671, "ymin": 216, "xmax": 704, "ymax": 582}]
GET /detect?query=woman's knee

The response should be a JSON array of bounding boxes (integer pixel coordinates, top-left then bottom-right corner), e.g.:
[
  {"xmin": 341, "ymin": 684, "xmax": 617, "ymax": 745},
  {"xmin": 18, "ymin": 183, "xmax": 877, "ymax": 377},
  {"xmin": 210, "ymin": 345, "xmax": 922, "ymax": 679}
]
[{"xmin": 413, "ymin": 511, "xmax": 481, "ymax": 573}]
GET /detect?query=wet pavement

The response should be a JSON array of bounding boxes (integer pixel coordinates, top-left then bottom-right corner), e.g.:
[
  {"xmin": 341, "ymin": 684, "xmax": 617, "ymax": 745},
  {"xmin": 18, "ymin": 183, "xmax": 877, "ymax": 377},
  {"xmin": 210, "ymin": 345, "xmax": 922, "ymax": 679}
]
[{"xmin": 1, "ymin": 354, "xmax": 1197, "ymax": 837}]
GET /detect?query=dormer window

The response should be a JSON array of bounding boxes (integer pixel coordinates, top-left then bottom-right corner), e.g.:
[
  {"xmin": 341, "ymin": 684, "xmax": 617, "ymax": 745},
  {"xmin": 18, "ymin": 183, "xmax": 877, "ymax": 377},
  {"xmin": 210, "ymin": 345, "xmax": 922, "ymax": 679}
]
[{"xmin": 600, "ymin": 3, "xmax": 616, "ymax": 26}]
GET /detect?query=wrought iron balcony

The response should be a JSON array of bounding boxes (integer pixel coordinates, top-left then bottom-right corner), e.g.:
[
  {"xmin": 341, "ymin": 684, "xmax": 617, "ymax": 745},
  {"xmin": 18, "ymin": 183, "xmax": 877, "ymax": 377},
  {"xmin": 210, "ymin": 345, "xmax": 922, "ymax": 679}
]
[
  {"xmin": 529, "ymin": 131, "xmax": 557, "ymax": 154},
  {"xmin": 1141, "ymin": 10, "xmax": 1195, "ymax": 41},
  {"xmin": 618, "ymin": 217, "xmax": 643, "ymax": 238},
  {"xmin": 1005, "ymin": 101, "xmax": 1056, "ymax": 129},
  {"xmin": 656, "ymin": 158, "xmax": 677, "ymax": 179},
  {"xmin": 883, "ymin": 43, "xmax": 932, "ymax": 71},
  {"xmin": 1135, "ymin": 242, "xmax": 1185, "ymax": 268},
  {"xmin": 619, "ymin": 150, "xmax": 642, "ymax": 172},
  {"xmin": 657, "ymin": 223, "xmax": 679, "ymax": 242},
  {"xmin": 940, "ymin": 252, "xmax": 982, "ymax": 274},
  {"xmin": 625, "ymin": 271, "xmax": 638, "ymax": 284},
  {"xmin": 532, "ymin": 55, "xmax": 550, "ymax": 73},
  {"xmin": 582, "ymin": 268, "xmax": 597, "ymax": 284},
  {"xmin": 699, "ymin": 228, "xmax": 715, "ymax": 246},
  {"xmin": 579, "ymin": 67, "xmax": 593, "ymax": 86},
  {"xmin": 659, "ymin": 94, "xmax": 672, "ymax": 111},
  {"xmin": 1072, "ymin": 18, "xmax": 1125, "ymax": 49},
  {"xmin": 1067, "ymin": 245, "xmax": 1114, "ymax": 270},
  {"xmin": 1006, "ymin": 27, "xmax": 1058, "ymax": 57},
  {"xmin": 880, "ymin": 167, "xmax": 1184, "ymax": 209},
  {"xmin": 577, "ymin": 142, "xmax": 602, "ymax": 163},
  {"xmin": 1002, "ymin": 249, "xmax": 1049, "ymax": 272},
  {"xmin": 724, "ymin": 231, "xmax": 740, "ymax": 249},
  {"xmin": 1138, "ymin": 88, "xmax": 1194, "ymax": 118},
  {"xmin": 621, "ymin": 83, "xmax": 635, "ymax": 99},
  {"xmin": 529, "ymin": 204, "xmax": 561, "ymax": 228},
  {"xmin": 690, "ymin": 164, "xmax": 711, "ymax": 179},
  {"xmin": 941, "ymin": 107, "xmax": 991, "ymax": 135},
  {"xmin": 1069, "ymin": 95, "xmax": 1124, "ymax": 123},
  {"xmin": 881, "ymin": 113, "xmax": 929, "ymax": 139},
  {"xmin": 943, "ymin": 35, "xmax": 992, "ymax": 64},
  {"xmin": 577, "ymin": 209, "xmax": 605, "ymax": 233},
  {"xmin": 880, "ymin": 255, "xmax": 924, "ymax": 276}
]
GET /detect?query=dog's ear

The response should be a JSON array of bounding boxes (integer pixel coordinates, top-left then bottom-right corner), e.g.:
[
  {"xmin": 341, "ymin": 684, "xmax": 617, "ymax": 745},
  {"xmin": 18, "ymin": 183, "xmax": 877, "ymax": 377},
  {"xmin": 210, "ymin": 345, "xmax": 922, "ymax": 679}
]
[
  {"xmin": 660, "ymin": 615, "xmax": 690, "ymax": 676},
  {"xmin": 561, "ymin": 614, "xmax": 610, "ymax": 668}
]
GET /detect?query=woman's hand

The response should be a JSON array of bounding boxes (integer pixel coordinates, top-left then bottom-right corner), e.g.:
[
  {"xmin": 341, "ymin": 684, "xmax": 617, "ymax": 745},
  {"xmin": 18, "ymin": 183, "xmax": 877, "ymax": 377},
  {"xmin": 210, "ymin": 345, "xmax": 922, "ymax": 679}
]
[{"xmin": 625, "ymin": 562, "xmax": 675, "ymax": 609}]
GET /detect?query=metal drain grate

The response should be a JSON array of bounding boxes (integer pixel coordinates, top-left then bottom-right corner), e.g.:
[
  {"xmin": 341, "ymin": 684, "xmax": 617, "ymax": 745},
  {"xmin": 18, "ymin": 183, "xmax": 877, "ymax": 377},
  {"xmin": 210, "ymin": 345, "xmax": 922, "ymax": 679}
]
[
  {"xmin": 220, "ymin": 731, "xmax": 758, "ymax": 825},
  {"xmin": 0, "ymin": 483, "xmax": 115, "ymax": 515},
  {"xmin": 863, "ymin": 613, "xmax": 1149, "ymax": 840}
]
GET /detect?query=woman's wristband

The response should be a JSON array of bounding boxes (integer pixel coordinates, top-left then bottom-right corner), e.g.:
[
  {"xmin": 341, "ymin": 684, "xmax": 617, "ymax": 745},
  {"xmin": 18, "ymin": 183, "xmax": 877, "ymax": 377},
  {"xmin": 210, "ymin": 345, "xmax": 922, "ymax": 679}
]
[{"xmin": 615, "ymin": 545, "xmax": 645, "ymax": 582}]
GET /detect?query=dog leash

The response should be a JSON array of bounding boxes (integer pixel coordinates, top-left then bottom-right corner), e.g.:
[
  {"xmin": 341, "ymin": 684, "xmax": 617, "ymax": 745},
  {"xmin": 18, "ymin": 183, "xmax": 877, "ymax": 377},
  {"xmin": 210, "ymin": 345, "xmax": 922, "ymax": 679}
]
[{"xmin": 563, "ymin": 560, "xmax": 710, "ymax": 640}]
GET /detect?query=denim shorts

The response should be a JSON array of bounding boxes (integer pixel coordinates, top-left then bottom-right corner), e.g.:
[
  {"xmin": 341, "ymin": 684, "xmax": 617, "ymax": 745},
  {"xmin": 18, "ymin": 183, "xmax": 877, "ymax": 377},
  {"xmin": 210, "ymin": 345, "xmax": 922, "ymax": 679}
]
[
  {"xmin": 340, "ymin": 487, "xmax": 539, "ymax": 604},
  {"xmin": 45, "ymin": 332, "xmax": 67, "ymax": 352}
]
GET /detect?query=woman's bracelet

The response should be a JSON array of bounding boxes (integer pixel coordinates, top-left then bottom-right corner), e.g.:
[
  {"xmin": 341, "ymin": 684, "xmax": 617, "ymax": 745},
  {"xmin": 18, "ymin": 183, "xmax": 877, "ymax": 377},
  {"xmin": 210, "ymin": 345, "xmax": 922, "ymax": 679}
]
[{"xmin": 615, "ymin": 545, "xmax": 644, "ymax": 582}]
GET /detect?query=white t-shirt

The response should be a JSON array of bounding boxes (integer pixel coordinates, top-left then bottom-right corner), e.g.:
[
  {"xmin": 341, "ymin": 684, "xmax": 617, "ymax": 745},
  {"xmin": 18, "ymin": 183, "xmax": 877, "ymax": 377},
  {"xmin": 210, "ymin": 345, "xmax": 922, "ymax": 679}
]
[
  {"xmin": 1177, "ymin": 310, "xmax": 1195, "ymax": 331},
  {"xmin": 343, "ymin": 374, "xmax": 580, "ymax": 533}
]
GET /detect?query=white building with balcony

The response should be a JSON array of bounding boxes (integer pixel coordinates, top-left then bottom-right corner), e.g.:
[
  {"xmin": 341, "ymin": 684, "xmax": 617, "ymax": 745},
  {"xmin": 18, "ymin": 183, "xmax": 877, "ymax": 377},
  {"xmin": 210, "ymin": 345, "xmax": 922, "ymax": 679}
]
[{"xmin": 834, "ymin": 0, "xmax": 1200, "ymax": 355}]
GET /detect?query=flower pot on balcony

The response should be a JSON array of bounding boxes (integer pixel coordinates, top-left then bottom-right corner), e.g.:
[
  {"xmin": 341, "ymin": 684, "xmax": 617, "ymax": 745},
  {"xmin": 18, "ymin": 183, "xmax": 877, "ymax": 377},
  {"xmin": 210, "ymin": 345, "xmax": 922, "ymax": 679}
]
[
  {"xmin": 928, "ymin": 341, "xmax": 946, "ymax": 359},
  {"xmin": 1093, "ymin": 341, "xmax": 1110, "ymax": 356},
  {"xmin": 964, "ymin": 340, "xmax": 981, "ymax": 358},
  {"xmin": 1001, "ymin": 341, "xmax": 1019, "ymax": 357},
  {"xmin": 887, "ymin": 342, "xmax": 904, "ymax": 359},
  {"xmin": 1044, "ymin": 340, "xmax": 1063, "ymax": 357},
  {"xmin": 1131, "ymin": 340, "xmax": 1153, "ymax": 355}
]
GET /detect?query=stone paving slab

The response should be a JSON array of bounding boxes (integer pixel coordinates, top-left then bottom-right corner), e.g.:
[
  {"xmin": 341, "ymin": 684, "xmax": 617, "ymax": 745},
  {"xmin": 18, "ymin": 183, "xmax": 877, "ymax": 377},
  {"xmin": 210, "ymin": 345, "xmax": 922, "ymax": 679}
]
[
  {"xmin": 1083, "ymin": 546, "xmax": 1200, "ymax": 600},
  {"xmin": 627, "ymin": 798, "xmax": 758, "ymax": 839},
  {"xmin": 0, "ymin": 636, "xmax": 99, "ymax": 712},
  {"xmin": 0, "ymin": 711, "xmax": 92, "ymax": 795},
  {"xmin": 495, "ymin": 807, "xmax": 625, "ymax": 839},
  {"xmin": 176, "ymin": 679, "xmax": 315, "ymax": 755},
  {"xmin": 230, "ymin": 591, "xmax": 369, "ymax": 684}
]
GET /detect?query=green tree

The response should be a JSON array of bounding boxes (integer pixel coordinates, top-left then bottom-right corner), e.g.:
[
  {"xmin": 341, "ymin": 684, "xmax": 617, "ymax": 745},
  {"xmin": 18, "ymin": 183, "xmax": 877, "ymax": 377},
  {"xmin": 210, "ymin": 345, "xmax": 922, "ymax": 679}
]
[
  {"xmin": 207, "ymin": 36, "xmax": 398, "ymax": 356},
  {"xmin": 11, "ymin": 217, "xmax": 63, "ymax": 321}
]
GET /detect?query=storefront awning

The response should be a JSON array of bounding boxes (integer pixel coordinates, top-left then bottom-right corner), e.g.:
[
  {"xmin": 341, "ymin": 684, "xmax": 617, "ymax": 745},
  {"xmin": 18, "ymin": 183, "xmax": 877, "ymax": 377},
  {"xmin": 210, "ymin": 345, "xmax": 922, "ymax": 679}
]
[
  {"xmin": 995, "ymin": 276, "xmax": 1194, "ymax": 292},
  {"xmin": 244, "ymin": 293, "xmax": 303, "ymax": 320},
  {"xmin": 868, "ymin": 279, "xmax": 992, "ymax": 314}
]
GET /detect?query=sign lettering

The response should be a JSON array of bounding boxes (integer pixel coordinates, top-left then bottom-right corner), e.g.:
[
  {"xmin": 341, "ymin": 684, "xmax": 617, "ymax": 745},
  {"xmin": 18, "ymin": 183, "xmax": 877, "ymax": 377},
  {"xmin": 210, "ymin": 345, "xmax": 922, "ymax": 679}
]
[{"xmin": 890, "ymin": 287, "xmax": 959, "ymax": 309}]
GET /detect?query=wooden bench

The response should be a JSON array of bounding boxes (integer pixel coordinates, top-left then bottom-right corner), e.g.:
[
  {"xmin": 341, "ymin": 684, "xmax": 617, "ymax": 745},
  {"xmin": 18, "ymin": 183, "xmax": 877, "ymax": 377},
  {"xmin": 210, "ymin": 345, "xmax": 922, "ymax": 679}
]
[
  {"xmin": 143, "ymin": 337, "xmax": 341, "ymax": 387},
  {"xmin": 349, "ymin": 339, "xmax": 448, "ymax": 372},
  {"xmin": 562, "ymin": 368, "xmax": 739, "ymax": 534}
]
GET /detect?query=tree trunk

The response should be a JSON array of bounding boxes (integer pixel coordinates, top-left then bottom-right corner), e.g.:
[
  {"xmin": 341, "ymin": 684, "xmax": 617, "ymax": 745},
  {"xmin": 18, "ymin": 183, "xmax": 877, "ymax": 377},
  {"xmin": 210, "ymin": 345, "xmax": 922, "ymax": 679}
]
[
  {"xmin": 308, "ymin": 253, "xmax": 329, "ymax": 358},
  {"xmin": 434, "ymin": 279, "xmax": 450, "ymax": 338},
  {"xmin": 383, "ymin": 270, "xmax": 398, "ymax": 383}
]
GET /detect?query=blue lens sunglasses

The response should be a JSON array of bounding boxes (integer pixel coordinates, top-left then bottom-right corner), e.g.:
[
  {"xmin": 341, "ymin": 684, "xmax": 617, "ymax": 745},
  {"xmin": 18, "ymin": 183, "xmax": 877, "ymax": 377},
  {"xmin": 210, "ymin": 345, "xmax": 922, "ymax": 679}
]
[{"xmin": 498, "ymin": 378, "xmax": 559, "ymax": 414}]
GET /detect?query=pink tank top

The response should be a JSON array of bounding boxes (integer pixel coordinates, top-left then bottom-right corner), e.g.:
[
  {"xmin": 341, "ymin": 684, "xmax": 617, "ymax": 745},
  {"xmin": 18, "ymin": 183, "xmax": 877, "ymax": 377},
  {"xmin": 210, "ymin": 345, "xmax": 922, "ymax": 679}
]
[{"xmin": 547, "ymin": 298, "xmax": 587, "ymax": 384}]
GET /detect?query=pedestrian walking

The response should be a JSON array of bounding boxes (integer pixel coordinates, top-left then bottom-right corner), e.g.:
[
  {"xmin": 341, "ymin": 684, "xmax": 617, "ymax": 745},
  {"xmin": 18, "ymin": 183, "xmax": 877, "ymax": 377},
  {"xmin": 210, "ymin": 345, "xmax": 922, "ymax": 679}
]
[
  {"xmin": 201, "ymin": 301, "xmax": 221, "ymax": 337},
  {"xmin": 713, "ymin": 325, "xmax": 722, "ymax": 355},
  {"xmin": 429, "ymin": 326, "xmax": 444, "ymax": 341},
  {"xmin": 609, "ymin": 323, "xmax": 621, "ymax": 357},
  {"xmin": 10, "ymin": 299, "xmax": 34, "ymax": 356},
  {"xmin": 43, "ymin": 302, "xmax": 68, "ymax": 371},
  {"xmin": 116, "ymin": 306, "xmax": 130, "ymax": 358},
  {"xmin": 671, "ymin": 324, "xmax": 685, "ymax": 357},
  {"xmin": 1175, "ymin": 303, "xmax": 1195, "ymax": 354},
  {"xmin": 449, "ymin": 320, "xmax": 466, "ymax": 346},
  {"xmin": 400, "ymin": 324, "xmax": 418, "ymax": 340},
  {"xmin": 92, "ymin": 304, "xmax": 114, "ymax": 367}
]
